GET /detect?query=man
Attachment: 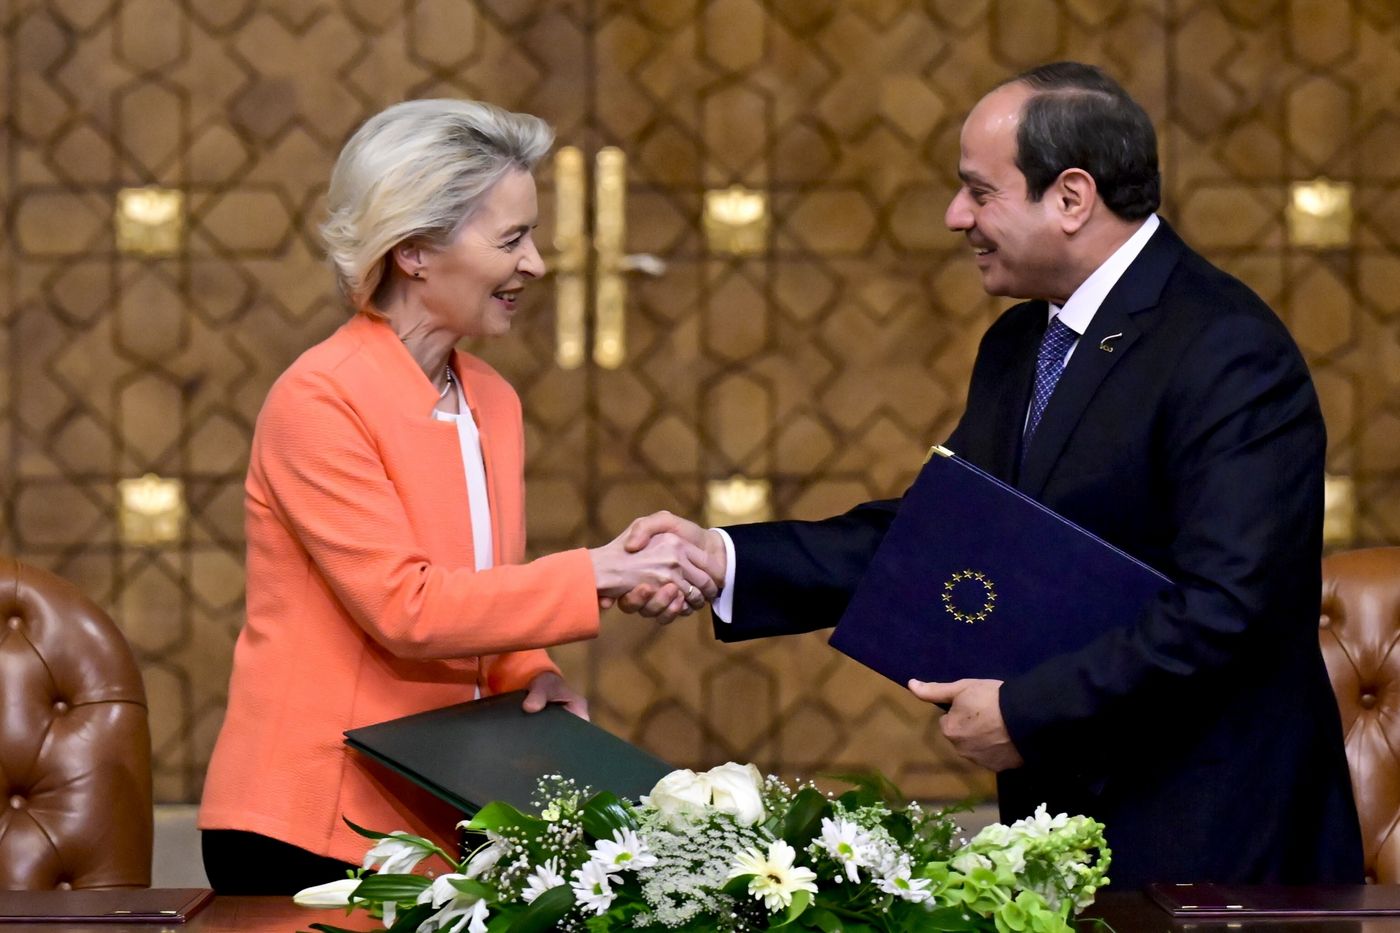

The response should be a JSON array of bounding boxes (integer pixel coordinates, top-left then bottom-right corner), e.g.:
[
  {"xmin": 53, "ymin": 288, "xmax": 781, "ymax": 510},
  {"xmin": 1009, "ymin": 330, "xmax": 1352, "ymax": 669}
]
[{"xmin": 619, "ymin": 62, "xmax": 1362, "ymax": 887}]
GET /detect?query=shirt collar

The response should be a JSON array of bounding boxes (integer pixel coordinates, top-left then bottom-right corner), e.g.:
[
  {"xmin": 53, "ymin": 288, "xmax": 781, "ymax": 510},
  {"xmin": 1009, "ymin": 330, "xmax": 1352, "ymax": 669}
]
[{"xmin": 1048, "ymin": 213, "xmax": 1160, "ymax": 333}]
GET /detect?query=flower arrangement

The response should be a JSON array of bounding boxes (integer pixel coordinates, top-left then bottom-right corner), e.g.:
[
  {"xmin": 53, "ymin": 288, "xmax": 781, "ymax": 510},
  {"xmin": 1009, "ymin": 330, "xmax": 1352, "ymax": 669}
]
[{"xmin": 296, "ymin": 763, "xmax": 1109, "ymax": 933}]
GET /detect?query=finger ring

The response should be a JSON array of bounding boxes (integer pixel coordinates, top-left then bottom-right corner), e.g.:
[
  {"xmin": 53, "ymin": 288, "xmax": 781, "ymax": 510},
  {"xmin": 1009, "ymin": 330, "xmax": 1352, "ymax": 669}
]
[{"xmin": 685, "ymin": 583, "xmax": 697, "ymax": 600}]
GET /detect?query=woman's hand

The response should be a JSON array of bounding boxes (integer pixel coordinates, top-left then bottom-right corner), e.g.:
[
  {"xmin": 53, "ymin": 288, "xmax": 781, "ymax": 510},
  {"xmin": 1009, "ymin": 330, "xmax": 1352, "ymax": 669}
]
[
  {"xmin": 589, "ymin": 531, "xmax": 720, "ymax": 617},
  {"xmin": 522, "ymin": 671, "xmax": 589, "ymax": 720}
]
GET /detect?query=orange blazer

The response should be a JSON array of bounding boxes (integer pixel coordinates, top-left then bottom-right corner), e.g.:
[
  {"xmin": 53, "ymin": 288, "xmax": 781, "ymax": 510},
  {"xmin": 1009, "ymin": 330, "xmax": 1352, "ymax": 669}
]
[{"xmin": 199, "ymin": 313, "xmax": 600, "ymax": 864}]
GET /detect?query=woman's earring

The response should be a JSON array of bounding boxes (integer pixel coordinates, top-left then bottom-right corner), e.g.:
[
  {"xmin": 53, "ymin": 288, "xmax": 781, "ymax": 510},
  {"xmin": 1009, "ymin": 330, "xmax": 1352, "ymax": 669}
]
[{"xmin": 412, "ymin": 270, "xmax": 424, "ymax": 280}]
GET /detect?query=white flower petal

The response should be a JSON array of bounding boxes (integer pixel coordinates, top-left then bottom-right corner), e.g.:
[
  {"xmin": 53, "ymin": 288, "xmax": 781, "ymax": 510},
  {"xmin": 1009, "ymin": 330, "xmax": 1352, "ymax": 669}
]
[{"xmin": 292, "ymin": 878, "xmax": 360, "ymax": 908}]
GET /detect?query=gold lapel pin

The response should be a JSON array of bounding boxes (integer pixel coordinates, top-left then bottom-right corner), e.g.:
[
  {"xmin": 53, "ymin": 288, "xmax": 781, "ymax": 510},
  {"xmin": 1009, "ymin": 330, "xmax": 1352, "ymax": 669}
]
[{"xmin": 1098, "ymin": 333, "xmax": 1124, "ymax": 352}]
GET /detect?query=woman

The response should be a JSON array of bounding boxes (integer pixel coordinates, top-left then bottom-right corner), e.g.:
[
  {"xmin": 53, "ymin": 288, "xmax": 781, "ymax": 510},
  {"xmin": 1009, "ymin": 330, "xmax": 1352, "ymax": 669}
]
[{"xmin": 198, "ymin": 99, "xmax": 715, "ymax": 894}]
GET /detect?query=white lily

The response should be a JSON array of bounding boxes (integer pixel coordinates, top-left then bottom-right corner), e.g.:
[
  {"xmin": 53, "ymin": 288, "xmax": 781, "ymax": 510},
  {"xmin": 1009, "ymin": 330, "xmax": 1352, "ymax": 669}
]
[
  {"xmin": 417, "ymin": 873, "xmax": 470, "ymax": 909},
  {"xmin": 416, "ymin": 874, "xmax": 487, "ymax": 933},
  {"xmin": 361, "ymin": 831, "xmax": 435, "ymax": 874},
  {"xmin": 1012, "ymin": 804, "xmax": 1069, "ymax": 839},
  {"xmin": 728, "ymin": 839, "xmax": 819, "ymax": 913},
  {"xmin": 292, "ymin": 877, "xmax": 360, "ymax": 908},
  {"xmin": 420, "ymin": 896, "xmax": 488, "ymax": 933},
  {"xmin": 463, "ymin": 839, "xmax": 504, "ymax": 880}
]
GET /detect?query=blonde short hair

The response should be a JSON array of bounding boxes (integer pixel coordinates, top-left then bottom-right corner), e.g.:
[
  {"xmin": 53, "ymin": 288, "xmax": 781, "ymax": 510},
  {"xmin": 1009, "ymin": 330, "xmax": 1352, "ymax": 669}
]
[{"xmin": 321, "ymin": 99, "xmax": 553, "ymax": 310}]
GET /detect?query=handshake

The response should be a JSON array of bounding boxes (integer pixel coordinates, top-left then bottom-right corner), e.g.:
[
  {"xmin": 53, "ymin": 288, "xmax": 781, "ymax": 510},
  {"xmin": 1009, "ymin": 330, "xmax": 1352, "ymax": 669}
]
[{"xmin": 588, "ymin": 511, "xmax": 725, "ymax": 623}]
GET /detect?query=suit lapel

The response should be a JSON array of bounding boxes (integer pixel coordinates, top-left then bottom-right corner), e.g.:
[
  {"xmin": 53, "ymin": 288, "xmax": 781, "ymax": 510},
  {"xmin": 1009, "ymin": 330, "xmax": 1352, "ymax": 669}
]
[{"xmin": 1016, "ymin": 221, "xmax": 1187, "ymax": 496}]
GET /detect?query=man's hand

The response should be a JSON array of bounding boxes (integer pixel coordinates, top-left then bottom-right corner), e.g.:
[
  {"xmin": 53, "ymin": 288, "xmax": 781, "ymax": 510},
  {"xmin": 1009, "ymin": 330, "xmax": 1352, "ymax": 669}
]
[
  {"xmin": 522, "ymin": 671, "xmax": 589, "ymax": 720},
  {"xmin": 908, "ymin": 678, "xmax": 1023, "ymax": 772},
  {"xmin": 612, "ymin": 511, "xmax": 727, "ymax": 623}
]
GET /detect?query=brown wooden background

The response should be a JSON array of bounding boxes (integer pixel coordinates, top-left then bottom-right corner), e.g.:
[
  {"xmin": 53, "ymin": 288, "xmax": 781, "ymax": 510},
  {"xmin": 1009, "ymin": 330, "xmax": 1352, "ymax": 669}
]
[{"xmin": 3, "ymin": 0, "xmax": 1398, "ymax": 803}]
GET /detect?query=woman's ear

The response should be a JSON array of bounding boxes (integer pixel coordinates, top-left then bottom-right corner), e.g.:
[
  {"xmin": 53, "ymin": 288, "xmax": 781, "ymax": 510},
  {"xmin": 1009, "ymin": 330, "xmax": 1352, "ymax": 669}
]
[
  {"xmin": 1053, "ymin": 168, "xmax": 1096, "ymax": 235},
  {"xmin": 390, "ymin": 240, "xmax": 428, "ymax": 281}
]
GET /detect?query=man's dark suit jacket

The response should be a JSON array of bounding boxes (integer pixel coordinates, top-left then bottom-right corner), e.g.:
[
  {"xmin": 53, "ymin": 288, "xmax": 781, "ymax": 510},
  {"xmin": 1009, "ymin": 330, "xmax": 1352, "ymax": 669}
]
[{"xmin": 718, "ymin": 221, "xmax": 1363, "ymax": 887}]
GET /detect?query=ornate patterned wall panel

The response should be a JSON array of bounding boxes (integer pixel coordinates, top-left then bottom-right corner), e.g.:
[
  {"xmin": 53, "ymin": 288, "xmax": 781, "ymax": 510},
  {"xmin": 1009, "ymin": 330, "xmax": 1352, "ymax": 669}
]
[{"xmin": 3, "ymin": 1, "xmax": 1398, "ymax": 806}]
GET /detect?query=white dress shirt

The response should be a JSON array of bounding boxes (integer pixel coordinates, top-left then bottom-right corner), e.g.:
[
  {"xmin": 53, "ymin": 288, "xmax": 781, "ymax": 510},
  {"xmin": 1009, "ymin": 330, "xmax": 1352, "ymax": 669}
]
[{"xmin": 713, "ymin": 214, "xmax": 1161, "ymax": 624}]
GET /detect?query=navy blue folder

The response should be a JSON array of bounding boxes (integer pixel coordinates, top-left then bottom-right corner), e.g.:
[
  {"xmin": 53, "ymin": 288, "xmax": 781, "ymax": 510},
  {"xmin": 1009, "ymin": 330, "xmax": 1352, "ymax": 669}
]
[{"xmin": 828, "ymin": 447, "xmax": 1173, "ymax": 685}]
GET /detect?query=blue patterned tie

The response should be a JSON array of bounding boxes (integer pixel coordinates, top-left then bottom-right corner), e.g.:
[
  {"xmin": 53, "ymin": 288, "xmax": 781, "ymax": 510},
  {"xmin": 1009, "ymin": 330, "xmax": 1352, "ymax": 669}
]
[{"xmin": 1022, "ymin": 316, "xmax": 1078, "ymax": 454}]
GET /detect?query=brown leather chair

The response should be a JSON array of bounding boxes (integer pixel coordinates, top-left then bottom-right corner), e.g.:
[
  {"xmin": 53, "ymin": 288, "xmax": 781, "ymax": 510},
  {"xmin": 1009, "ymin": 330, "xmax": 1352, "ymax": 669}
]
[
  {"xmin": 0, "ymin": 556, "xmax": 153, "ymax": 889},
  {"xmin": 1319, "ymin": 546, "xmax": 1400, "ymax": 884}
]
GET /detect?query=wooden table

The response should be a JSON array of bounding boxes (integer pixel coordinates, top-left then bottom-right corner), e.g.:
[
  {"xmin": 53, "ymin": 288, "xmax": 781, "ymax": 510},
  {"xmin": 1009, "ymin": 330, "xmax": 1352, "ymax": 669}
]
[
  {"xmin": 0, "ymin": 895, "xmax": 346, "ymax": 933},
  {"xmin": 3, "ymin": 891, "xmax": 1400, "ymax": 931},
  {"xmin": 1091, "ymin": 890, "xmax": 1400, "ymax": 931}
]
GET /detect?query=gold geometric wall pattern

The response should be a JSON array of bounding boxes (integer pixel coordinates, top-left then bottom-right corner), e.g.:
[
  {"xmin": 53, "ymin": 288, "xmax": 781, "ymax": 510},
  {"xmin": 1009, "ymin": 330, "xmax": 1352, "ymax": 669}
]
[{"xmin": 4, "ymin": 1, "xmax": 1399, "ymax": 807}]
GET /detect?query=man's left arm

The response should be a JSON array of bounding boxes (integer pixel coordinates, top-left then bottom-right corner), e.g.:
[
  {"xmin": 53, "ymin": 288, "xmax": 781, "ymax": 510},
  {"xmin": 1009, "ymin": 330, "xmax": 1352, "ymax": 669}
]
[{"xmin": 980, "ymin": 310, "xmax": 1324, "ymax": 770}]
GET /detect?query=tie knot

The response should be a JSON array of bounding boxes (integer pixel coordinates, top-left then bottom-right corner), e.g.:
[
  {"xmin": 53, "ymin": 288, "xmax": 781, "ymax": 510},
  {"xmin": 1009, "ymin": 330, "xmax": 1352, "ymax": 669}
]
[{"xmin": 1038, "ymin": 317, "xmax": 1077, "ymax": 363}]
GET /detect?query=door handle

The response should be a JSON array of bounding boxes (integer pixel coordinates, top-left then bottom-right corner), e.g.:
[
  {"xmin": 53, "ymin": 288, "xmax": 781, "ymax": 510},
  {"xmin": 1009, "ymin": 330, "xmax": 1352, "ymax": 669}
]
[
  {"xmin": 593, "ymin": 147, "xmax": 628, "ymax": 369},
  {"xmin": 553, "ymin": 146, "xmax": 587, "ymax": 369},
  {"xmin": 552, "ymin": 146, "xmax": 666, "ymax": 370}
]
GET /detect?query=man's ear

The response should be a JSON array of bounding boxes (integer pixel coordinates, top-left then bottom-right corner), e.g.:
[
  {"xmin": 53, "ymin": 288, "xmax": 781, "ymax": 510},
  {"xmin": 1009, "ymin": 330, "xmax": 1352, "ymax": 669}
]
[
  {"xmin": 390, "ymin": 240, "xmax": 429, "ymax": 280},
  {"xmin": 1052, "ymin": 168, "xmax": 1096, "ymax": 234}
]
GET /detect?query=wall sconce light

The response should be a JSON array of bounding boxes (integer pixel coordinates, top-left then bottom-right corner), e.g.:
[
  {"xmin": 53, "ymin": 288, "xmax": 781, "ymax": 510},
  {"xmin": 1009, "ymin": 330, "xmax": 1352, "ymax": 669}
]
[
  {"xmin": 703, "ymin": 184, "xmax": 769, "ymax": 256},
  {"xmin": 705, "ymin": 474, "xmax": 773, "ymax": 526},
  {"xmin": 116, "ymin": 186, "xmax": 184, "ymax": 256},
  {"xmin": 1287, "ymin": 177, "xmax": 1352, "ymax": 249},
  {"xmin": 1323, "ymin": 473, "xmax": 1356, "ymax": 548},
  {"xmin": 118, "ymin": 473, "xmax": 185, "ymax": 545}
]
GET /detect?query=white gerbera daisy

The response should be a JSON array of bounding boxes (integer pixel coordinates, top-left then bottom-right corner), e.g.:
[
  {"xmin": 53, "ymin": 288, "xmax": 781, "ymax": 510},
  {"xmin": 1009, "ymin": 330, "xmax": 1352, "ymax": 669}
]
[
  {"xmin": 816, "ymin": 817, "xmax": 873, "ymax": 883},
  {"xmin": 571, "ymin": 860, "xmax": 620, "ymax": 916},
  {"xmin": 521, "ymin": 859, "xmax": 566, "ymax": 904},
  {"xmin": 875, "ymin": 862, "xmax": 934, "ymax": 903},
  {"xmin": 590, "ymin": 828, "xmax": 659, "ymax": 872},
  {"xmin": 728, "ymin": 839, "xmax": 819, "ymax": 913}
]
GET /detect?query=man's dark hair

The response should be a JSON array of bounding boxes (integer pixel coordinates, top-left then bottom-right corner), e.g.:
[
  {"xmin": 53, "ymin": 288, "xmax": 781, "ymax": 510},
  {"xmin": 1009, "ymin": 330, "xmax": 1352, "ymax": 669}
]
[{"xmin": 1004, "ymin": 62, "xmax": 1161, "ymax": 220}]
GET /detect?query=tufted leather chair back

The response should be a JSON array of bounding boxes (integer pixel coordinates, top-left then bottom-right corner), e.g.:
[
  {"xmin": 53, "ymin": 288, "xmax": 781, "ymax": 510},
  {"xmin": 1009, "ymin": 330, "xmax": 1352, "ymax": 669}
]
[
  {"xmin": 1320, "ymin": 546, "xmax": 1400, "ymax": 884},
  {"xmin": 0, "ymin": 556, "xmax": 152, "ymax": 889}
]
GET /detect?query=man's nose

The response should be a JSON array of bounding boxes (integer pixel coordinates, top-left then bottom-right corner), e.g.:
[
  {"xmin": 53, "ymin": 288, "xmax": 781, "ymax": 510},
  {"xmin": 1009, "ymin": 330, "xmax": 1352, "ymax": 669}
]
[{"xmin": 945, "ymin": 189, "xmax": 973, "ymax": 231}]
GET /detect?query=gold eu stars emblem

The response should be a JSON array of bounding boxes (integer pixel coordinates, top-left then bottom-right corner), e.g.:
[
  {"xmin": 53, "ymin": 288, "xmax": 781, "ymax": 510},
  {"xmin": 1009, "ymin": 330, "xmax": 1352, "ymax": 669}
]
[{"xmin": 941, "ymin": 570, "xmax": 997, "ymax": 624}]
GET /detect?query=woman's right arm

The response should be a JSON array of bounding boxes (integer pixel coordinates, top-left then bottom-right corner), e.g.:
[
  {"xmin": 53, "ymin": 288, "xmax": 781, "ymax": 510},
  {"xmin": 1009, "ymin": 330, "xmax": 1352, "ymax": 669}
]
[
  {"xmin": 251, "ymin": 372, "xmax": 607, "ymax": 661},
  {"xmin": 253, "ymin": 371, "xmax": 713, "ymax": 659}
]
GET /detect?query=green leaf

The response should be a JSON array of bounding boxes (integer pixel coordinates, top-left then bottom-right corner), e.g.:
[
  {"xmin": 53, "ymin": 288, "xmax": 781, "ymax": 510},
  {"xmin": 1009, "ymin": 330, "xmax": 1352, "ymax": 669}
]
[
  {"xmin": 445, "ymin": 876, "xmax": 495, "ymax": 900},
  {"xmin": 350, "ymin": 872, "xmax": 431, "ymax": 902},
  {"xmin": 823, "ymin": 771, "xmax": 905, "ymax": 808},
  {"xmin": 342, "ymin": 816, "xmax": 393, "ymax": 841},
  {"xmin": 779, "ymin": 787, "xmax": 831, "ymax": 849},
  {"xmin": 918, "ymin": 906, "xmax": 988, "ymax": 931},
  {"xmin": 806, "ymin": 907, "xmax": 844, "ymax": 933},
  {"xmin": 581, "ymin": 791, "xmax": 637, "ymax": 840},
  {"xmin": 384, "ymin": 903, "xmax": 437, "ymax": 932},
  {"xmin": 721, "ymin": 874, "xmax": 753, "ymax": 896},
  {"xmin": 507, "ymin": 884, "xmax": 575, "ymax": 933},
  {"xmin": 773, "ymin": 889, "xmax": 813, "ymax": 927},
  {"xmin": 465, "ymin": 800, "xmax": 540, "ymax": 834}
]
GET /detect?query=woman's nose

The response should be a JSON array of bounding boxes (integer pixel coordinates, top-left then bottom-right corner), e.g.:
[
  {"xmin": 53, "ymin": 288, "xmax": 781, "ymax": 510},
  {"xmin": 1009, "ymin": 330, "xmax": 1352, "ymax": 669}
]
[{"xmin": 519, "ymin": 238, "xmax": 545, "ymax": 278}]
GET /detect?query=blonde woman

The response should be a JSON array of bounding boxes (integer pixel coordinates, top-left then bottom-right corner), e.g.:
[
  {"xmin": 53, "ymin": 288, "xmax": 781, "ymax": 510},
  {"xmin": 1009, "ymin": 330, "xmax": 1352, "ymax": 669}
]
[{"xmin": 198, "ymin": 100, "xmax": 714, "ymax": 893}]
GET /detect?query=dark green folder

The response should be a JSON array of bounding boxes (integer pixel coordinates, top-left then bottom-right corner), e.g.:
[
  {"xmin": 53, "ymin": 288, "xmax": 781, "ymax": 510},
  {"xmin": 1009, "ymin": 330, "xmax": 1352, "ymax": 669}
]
[{"xmin": 344, "ymin": 691, "xmax": 673, "ymax": 816}]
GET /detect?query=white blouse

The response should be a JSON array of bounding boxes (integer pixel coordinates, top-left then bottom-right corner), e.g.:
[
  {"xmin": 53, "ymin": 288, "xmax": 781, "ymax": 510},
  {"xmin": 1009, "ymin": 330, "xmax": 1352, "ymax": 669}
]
[{"xmin": 432, "ymin": 379, "xmax": 494, "ymax": 573}]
